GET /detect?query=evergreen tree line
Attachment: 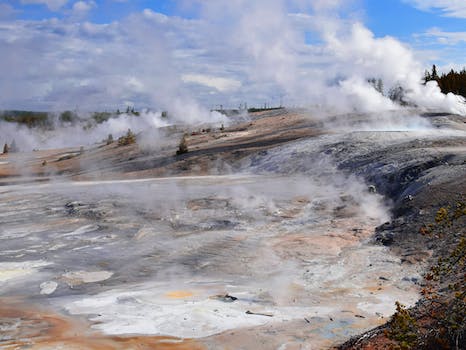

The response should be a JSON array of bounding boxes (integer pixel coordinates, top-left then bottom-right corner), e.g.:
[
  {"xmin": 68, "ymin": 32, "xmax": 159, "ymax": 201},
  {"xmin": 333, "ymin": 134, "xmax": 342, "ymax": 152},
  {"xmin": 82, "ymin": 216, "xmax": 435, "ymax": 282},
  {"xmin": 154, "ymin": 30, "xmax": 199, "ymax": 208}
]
[
  {"xmin": 366, "ymin": 64, "xmax": 466, "ymax": 106},
  {"xmin": 424, "ymin": 64, "xmax": 466, "ymax": 98}
]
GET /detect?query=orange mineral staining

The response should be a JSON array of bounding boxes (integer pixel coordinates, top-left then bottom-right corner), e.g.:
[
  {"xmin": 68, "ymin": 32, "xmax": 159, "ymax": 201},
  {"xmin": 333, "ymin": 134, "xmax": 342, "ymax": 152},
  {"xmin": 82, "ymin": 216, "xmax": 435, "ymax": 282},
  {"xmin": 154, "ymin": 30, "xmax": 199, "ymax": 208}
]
[
  {"xmin": 0, "ymin": 298, "xmax": 205, "ymax": 350},
  {"xmin": 165, "ymin": 290, "xmax": 195, "ymax": 299}
]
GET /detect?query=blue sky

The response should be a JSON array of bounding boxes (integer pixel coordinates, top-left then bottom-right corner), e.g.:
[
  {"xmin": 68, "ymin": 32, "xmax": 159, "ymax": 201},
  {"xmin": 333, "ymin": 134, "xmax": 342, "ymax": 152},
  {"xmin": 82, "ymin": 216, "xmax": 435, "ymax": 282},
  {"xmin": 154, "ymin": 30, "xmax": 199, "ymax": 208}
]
[
  {"xmin": 365, "ymin": 1, "xmax": 466, "ymax": 37},
  {"xmin": 6, "ymin": 0, "xmax": 466, "ymax": 42},
  {"xmin": 0, "ymin": 0, "xmax": 465, "ymax": 111}
]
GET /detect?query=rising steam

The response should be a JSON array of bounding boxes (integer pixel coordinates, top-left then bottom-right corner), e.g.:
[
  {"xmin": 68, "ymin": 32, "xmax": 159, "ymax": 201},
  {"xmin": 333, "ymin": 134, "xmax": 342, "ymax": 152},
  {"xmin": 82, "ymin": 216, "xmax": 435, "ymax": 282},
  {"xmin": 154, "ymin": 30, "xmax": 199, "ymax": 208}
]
[
  {"xmin": 194, "ymin": 0, "xmax": 466, "ymax": 115},
  {"xmin": 0, "ymin": 0, "xmax": 465, "ymax": 120}
]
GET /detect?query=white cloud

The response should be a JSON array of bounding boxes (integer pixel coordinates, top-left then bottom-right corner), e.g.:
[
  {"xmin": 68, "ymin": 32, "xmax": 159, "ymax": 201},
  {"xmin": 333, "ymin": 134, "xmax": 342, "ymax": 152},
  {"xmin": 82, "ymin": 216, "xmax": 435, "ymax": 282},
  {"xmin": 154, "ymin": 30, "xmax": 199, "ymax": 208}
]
[
  {"xmin": 0, "ymin": 3, "xmax": 18, "ymax": 19},
  {"xmin": 423, "ymin": 27, "xmax": 466, "ymax": 45},
  {"xmin": 182, "ymin": 74, "xmax": 241, "ymax": 92},
  {"xmin": 20, "ymin": 0, "xmax": 68, "ymax": 11},
  {"xmin": 404, "ymin": 0, "xmax": 466, "ymax": 18},
  {"xmin": 70, "ymin": 0, "xmax": 96, "ymax": 17},
  {"xmin": 0, "ymin": 11, "xmax": 226, "ymax": 122},
  {"xmin": 411, "ymin": 27, "xmax": 466, "ymax": 71},
  {"xmin": 0, "ymin": 16, "xmax": 173, "ymax": 110}
]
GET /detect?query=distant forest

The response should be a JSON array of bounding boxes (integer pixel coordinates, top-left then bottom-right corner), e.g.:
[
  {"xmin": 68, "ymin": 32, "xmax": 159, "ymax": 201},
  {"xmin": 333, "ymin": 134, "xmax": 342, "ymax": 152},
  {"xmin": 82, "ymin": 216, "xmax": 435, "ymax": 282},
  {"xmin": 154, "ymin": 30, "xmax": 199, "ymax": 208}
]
[
  {"xmin": 0, "ymin": 109, "xmax": 137, "ymax": 129},
  {"xmin": 424, "ymin": 65, "xmax": 466, "ymax": 98}
]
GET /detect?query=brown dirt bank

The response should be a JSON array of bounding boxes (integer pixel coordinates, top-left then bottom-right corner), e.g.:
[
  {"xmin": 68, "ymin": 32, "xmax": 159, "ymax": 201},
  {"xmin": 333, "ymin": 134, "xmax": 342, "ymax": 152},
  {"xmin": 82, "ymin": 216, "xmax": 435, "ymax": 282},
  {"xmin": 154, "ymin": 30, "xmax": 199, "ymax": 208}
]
[{"xmin": 0, "ymin": 109, "xmax": 324, "ymax": 183}]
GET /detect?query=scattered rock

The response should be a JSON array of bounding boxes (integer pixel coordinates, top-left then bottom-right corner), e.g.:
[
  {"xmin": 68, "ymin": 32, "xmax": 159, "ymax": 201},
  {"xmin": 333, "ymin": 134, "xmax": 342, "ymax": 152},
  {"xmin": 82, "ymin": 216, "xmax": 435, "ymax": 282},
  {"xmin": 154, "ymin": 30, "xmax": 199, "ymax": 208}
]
[
  {"xmin": 401, "ymin": 256, "xmax": 419, "ymax": 264},
  {"xmin": 402, "ymin": 276, "xmax": 419, "ymax": 284},
  {"xmin": 187, "ymin": 198, "xmax": 230, "ymax": 210},
  {"xmin": 403, "ymin": 195, "xmax": 414, "ymax": 202},
  {"xmin": 212, "ymin": 294, "xmax": 238, "ymax": 302},
  {"xmin": 65, "ymin": 201, "xmax": 105, "ymax": 220},
  {"xmin": 245, "ymin": 310, "xmax": 273, "ymax": 317},
  {"xmin": 134, "ymin": 226, "xmax": 157, "ymax": 240},
  {"xmin": 200, "ymin": 220, "xmax": 237, "ymax": 231},
  {"xmin": 40, "ymin": 281, "xmax": 58, "ymax": 295},
  {"xmin": 62, "ymin": 270, "xmax": 113, "ymax": 287},
  {"xmin": 374, "ymin": 231, "xmax": 394, "ymax": 246}
]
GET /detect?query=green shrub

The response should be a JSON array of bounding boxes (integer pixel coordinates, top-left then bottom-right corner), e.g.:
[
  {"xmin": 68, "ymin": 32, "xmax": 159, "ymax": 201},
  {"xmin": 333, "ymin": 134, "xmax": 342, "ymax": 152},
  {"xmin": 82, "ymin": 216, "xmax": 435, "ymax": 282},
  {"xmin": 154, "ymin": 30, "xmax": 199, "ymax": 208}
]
[
  {"xmin": 386, "ymin": 302, "xmax": 418, "ymax": 349},
  {"xmin": 176, "ymin": 134, "xmax": 188, "ymax": 155},
  {"xmin": 118, "ymin": 129, "xmax": 136, "ymax": 146}
]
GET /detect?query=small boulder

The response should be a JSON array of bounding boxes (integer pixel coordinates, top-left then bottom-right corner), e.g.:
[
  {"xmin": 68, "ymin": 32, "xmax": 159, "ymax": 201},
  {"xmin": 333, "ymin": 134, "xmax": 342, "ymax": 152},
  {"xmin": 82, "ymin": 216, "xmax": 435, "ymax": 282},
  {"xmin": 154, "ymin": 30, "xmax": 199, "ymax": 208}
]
[
  {"xmin": 375, "ymin": 231, "xmax": 395, "ymax": 246},
  {"xmin": 40, "ymin": 281, "xmax": 58, "ymax": 295}
]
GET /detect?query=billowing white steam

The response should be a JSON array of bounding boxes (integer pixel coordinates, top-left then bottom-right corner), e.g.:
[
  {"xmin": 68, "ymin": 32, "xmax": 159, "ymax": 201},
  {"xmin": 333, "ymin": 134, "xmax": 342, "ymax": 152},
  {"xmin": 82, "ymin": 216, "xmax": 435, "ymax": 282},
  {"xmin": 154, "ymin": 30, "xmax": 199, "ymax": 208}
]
[
  {"xmin": 0, "ymin": 0, "xmax": 464, "ymax": 136},
  {"xmin": 0, "ymin": 109, "xmax": 228, "ymax": 151},
  {"xmin": 195, "ymin": 0, "xmax": 466, "ymax": 115}
]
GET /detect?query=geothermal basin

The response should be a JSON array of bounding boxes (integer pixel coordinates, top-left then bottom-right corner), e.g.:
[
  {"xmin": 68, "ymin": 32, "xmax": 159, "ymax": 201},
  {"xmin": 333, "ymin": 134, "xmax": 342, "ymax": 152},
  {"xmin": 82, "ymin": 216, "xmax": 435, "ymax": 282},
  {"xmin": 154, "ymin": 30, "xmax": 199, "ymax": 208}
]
[
  {"xmin": 0, "ymin": 173, "xmax": 421, "ymax": 349},
  {"xmin": 3, "ymin": 109, "xmax": 463, "ymax": 349}
]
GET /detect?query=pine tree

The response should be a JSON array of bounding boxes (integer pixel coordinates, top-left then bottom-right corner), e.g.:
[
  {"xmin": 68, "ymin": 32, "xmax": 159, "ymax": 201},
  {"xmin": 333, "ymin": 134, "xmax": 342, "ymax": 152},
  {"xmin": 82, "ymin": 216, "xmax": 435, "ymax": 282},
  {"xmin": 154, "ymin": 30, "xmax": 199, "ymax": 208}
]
[
  {"xmin": 389, "ymin": 85, "xmax": 408, "ymax": 106},
  {"xmin": 106, "ymin": 133, "xmax": 114, "ymax": 145},
  {"xmin": 431, "ymin": 65, "xmax": 466, "ymax": 98},
  {"xmin": 424, "ymin": 69, "xmax": 432, "ymax": 83},
  {"xmin": 376, "ymin": 79, "xmax": 384, "ymax": 95},
  {"xmin": 432, "ymin": 64, "xmax": 439, "ymax": 80}
]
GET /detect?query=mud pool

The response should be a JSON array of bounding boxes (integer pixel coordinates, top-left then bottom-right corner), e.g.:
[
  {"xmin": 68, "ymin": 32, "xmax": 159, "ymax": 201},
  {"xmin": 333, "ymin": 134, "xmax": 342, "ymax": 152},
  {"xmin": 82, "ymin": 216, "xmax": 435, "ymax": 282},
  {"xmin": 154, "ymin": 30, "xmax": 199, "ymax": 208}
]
[{"xmin": 0, "ymin": 170, "xmax": 422, "ymax": 349}]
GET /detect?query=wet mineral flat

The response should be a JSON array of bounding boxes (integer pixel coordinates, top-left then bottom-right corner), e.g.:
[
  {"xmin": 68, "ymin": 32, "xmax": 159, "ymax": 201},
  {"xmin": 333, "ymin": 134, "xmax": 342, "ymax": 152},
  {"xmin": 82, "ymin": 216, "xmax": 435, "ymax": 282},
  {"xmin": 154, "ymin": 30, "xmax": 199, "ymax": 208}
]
[{"xmin": 0, "ymin": 172, "xmax": 421, "ymax": 349}]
